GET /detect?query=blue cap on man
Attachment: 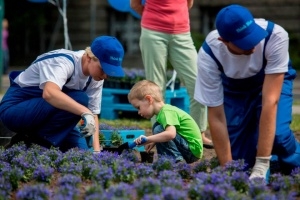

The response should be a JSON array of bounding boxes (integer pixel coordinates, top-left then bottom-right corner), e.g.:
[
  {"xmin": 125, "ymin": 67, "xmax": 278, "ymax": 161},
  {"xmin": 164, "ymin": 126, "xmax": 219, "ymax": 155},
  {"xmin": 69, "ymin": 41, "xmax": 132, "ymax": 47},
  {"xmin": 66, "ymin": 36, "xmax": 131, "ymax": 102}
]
[
  {"xmin": 215, "ymin": 4, "xmax": 268, "ymax": 50},
  {"xmin": 91, "ymin": 36, "xmax": 125, "ymax": 77}
]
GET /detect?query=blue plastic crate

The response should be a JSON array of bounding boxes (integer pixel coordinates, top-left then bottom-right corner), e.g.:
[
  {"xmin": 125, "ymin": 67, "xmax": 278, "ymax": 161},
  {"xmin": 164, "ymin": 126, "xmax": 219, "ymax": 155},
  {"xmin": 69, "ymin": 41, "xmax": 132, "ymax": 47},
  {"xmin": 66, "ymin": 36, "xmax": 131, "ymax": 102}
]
[
  {"xmin": 100, "ymin": 87, "xmax": 189, "ymax": 120},
  {"xmin": 100, "ymin": 130, "xmax": 145, "ymax": 152}
]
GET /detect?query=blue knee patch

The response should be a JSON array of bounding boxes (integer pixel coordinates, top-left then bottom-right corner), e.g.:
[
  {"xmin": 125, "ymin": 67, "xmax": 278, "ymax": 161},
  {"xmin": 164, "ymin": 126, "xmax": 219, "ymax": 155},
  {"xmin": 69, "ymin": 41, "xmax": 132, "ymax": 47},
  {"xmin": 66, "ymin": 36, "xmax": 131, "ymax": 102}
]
[{"xmin": 280, "ymin": 141, "xmax": 300, "ymax": 167}]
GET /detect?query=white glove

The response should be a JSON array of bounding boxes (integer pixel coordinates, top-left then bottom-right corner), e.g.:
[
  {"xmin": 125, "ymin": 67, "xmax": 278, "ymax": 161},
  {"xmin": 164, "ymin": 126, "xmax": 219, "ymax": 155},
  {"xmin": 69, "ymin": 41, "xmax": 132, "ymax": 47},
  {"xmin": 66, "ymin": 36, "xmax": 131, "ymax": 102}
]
[
  {"xmin": 249, "ymin": 156, "xmax": 271, "ymax": 181},
  {"xmin": 93, "ymin": 150, "xmax": 101, "ymax": 155},
  {"xmin": 80, "ymin": 112, "xmax": 96, "ymax": 137}
]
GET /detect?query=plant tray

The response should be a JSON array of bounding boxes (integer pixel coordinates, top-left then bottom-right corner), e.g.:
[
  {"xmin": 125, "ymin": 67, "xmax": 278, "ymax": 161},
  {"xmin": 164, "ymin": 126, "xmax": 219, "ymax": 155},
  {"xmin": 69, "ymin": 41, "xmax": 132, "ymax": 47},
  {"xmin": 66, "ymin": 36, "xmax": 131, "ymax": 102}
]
[{"xmin": 100, "ymin": 130, "xmax": 145, "ymax": 152}]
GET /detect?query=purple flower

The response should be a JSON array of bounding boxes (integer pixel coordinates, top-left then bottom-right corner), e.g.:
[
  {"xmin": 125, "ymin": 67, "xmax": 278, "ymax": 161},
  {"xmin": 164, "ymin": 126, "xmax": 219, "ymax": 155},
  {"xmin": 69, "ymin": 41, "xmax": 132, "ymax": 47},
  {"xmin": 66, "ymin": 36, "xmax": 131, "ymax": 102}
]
[
  {"xmin": 134, "ymin": 177, "xmax": 162, "ymax": 198},
  {"xmin": 53, "ymin": 184, "xmax": 81, "ymax": 200},
  {"xmin": 269, "ymin": 173, "xmax": 294, "ymax": 192},
  {"xmin": 0, "ymin": 176, "xmax": 12, "ymax": 198},
  {"xmin": 114, "ymin": 159, "xmax": 137, "ymax": 183},
  {"xmin": 291, "ymin": 167, "xmax": 300, "ymax": 176},
  {"xmin": 82, "ymin": 162, "xmax": 100, "ymax": 180},
  {"xmin": 1, "ymin": 142, "xmax": 27, "ymax": 162},
  {"xmin": 188, "ymin": 183, "xmax": 229, "ymax": 200},
  {"xmin": 85, "ymin": 184, "xmax": 105, "ymax": 199},
  {"xmin": 135, "ymin": 163, "xmax": 155, "ymax": 178},
  {"xmin": 141, "ymin": 194, "xmax": 163, "ymax": 200},
  {"xmin": 7, "ymin": 166, "xmax": 24, "ymax": 190},
  {"xmin": 158, "ymin": 170, "xmax": 181, "ymax": 181},
  {"xmin": 58, "ymin": 162, "xmax": 83, "ymax": 175},
  {"xmin": 193, "ymin": 159, "xmax": 211, "ymax": 173},
  {"xmin": 223, "ymin": 159, "xmax": 248, "ymax": 174},
  {"xmin": 120, "ymin": 149, "xmax": 140, "ymax": 163},
  {"xmin": 57, "ymin": 174, "xmax": 82, "ymax": 187},
  {"xmin": 16, "ymin": 184, "xmax": 50, "ymax": 200},
  {"xmin": 91, "ymin": 166, "xmax": 114, "ymax": 189},
  {"xmin": 162, "ymin": 187, "xmax": 187, "ymax": 200},
  {"xmin": 152, "ymin": 155, "xmax": 176, "ymax": 172},
  {"xmin": 230, "ymin": 171, "xmax": 250, "ymax": 193},
  {"xmin": 177, "ymin": 162, "xmax": 193, "ymax": 179},
  {"xmin": 33, "ymin": 164, "xmax": 55, "ymax": 183},
  {"xmin": 248, "ymin": 178, "xmax": 270, "ymax": 198},
  {"xmin": 106, "ymin": 182, "xmax": 136, "ymax": 199}
]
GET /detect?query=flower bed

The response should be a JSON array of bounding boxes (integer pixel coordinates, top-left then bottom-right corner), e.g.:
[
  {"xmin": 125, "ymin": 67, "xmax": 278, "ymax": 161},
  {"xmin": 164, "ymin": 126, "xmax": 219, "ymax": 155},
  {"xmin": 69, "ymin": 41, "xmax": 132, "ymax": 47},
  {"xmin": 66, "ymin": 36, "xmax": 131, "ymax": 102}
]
[{"xmin": 1, "ymin": 144, "xmax": 300, "ymax": 199}]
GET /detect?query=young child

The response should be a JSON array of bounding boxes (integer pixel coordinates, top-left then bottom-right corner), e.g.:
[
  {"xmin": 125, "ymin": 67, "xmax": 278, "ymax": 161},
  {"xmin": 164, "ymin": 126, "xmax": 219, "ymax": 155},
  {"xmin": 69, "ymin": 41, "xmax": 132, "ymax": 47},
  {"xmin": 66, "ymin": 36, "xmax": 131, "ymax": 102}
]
[{"xmin": 128, "ymin": 80, "xmax": 203, "ymax": 163}]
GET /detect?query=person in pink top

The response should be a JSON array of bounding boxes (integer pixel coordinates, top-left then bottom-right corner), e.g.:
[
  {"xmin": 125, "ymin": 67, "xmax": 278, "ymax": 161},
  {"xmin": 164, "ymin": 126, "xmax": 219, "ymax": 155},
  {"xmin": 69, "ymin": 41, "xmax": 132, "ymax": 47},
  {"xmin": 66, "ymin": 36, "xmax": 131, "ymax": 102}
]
[
  {"xmin": 130, "ymin": 0, "xmax": 213, "ymax": 149},
  {"xmin": 2, "ymin": 18, "xmax": 9, "ymax": 75}
]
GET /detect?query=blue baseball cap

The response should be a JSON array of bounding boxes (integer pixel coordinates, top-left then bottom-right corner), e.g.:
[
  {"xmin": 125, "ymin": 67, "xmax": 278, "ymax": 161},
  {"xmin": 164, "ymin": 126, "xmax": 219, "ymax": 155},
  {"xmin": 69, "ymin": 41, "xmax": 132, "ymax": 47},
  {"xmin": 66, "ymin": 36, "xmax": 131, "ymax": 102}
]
[
  {"xmin": 215, "ymin": 5, "xmax": 268, "ymax": 50},
  {"xmin": 91, "ymin": 36, "xmax": 125, "ymax": 77}
]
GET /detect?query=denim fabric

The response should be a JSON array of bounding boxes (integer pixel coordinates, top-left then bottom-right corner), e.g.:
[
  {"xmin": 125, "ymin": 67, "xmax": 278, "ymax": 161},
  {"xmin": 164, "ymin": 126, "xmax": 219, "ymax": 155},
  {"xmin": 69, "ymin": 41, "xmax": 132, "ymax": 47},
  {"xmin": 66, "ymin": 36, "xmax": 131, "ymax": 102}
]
[
  {"xmin": 0, "ymin": 71, "xmax": 90, "ymax": 151},
  {"xmin": 152, "ymin": 122, "xmax": 199, "ymax": 163}
]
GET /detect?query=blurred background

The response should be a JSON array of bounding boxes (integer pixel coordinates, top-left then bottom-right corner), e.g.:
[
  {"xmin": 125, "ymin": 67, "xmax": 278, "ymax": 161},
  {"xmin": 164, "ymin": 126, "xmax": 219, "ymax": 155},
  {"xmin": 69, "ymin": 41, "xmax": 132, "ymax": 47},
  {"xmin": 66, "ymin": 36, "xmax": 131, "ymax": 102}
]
[{"xmin": 0, "ymin": 0, "xmax": 300, "ymax": 71}]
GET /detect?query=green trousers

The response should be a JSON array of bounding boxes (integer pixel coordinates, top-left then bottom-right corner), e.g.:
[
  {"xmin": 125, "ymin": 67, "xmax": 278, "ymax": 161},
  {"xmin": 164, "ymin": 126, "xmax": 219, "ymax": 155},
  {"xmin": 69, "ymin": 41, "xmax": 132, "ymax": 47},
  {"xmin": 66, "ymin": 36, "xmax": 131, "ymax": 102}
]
[{"xmin": 140, "ymin": 28, "xmax": 207, "ymax": 132}]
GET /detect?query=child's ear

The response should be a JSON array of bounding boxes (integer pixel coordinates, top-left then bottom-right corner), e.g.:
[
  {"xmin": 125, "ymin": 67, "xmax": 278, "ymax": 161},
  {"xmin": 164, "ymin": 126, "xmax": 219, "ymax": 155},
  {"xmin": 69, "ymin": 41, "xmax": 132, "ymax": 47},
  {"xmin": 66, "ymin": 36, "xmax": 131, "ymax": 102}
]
[{"xmin": 144, "ymin": 95, "xmax": 153, "ymax": 103}]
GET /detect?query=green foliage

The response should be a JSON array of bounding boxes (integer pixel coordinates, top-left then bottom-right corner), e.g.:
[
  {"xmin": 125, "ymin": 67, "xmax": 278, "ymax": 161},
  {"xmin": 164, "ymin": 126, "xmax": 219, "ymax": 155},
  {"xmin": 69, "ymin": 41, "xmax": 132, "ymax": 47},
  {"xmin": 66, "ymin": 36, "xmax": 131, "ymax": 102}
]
[
  {"xmin": 291, "ymin": 114, "xmax": 300, "ymax": 132},
  {"xmin": 98, "ymin": 132, "xmax": 106, "ymax": 146},
  {"xmin": 111, "ymin": 131, "xmax": 123, "ymax": 146},
  {"xmin": 191, "ymin": 32, "xmax": 206, "ymax": 52},
  {"xmin": 289, "ymin": 34, "xmax": 300, "ymax": 70},
  {"xmin": 100, "ymin": 119, "xmax": 151, "ymax": 130}
]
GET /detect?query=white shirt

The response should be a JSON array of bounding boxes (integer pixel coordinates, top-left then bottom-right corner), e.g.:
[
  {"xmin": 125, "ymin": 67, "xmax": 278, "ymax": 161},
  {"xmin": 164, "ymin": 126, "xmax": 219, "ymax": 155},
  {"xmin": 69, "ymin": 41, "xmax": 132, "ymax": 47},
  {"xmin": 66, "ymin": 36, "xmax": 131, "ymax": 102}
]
[
  {"xmin": 194, "ymin": 19, "xmax": 290, "ymax": 107},
  {"xmin": 14, "ymin": 49, "xmax": 103, "ymax": 114}
]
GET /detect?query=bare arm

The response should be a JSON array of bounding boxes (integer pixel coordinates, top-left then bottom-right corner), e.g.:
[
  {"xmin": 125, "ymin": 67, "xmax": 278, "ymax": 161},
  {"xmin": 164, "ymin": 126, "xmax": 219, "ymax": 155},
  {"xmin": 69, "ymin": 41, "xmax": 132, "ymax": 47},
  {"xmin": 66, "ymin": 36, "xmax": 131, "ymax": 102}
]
[
  {"xmin": 43, "ymin": 82, "xmax": 91, "ymax": 115},
  {"xmin": 130, "ymin": 0, "xmax": 144, "ymax": 15},
  {"xmin": 208, "ymin": 105, "xmax": 232, "ymax": 165},
  {"xmin": 93, "ymin": 115, "xmax": 101, "ymax": 151},
  {"xmin": 257, "ymin": 73, "xmax": 284, "ymax": 157},
  {"xmin": 136, "ymin": 125, "xmax": 176, "ymax": 145},
  {"xmin": 187, "ymin": 0, "xmax": 194, "ymax": 9}
]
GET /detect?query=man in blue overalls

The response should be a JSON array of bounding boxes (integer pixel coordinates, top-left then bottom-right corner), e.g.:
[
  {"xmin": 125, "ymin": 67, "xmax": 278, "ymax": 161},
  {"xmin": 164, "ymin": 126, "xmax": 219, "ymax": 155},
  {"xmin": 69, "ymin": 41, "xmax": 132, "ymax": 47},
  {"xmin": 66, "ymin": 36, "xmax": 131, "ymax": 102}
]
[
  {"xmin": 194, "ymin": 4, "xmax": 300, "ymax": 181},
  {"xmin": 0, "ymin": 36, "xmax": 125, "ymax": 153}
]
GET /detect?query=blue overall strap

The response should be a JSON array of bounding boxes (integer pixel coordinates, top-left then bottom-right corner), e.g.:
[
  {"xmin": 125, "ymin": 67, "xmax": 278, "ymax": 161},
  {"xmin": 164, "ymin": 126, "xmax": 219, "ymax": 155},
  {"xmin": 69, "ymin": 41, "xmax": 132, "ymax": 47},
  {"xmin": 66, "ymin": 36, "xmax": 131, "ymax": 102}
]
[
  {"xmin": 262, "ymin": 21, "xmax": 274, "ymax": 67},
  {"xmin": 32, "ymin": 53, "xmax": 75, "ymax": 84},
  {"xmin": 83, "ymin": 76, "xmax": 92, "ymax": 91},
  {"xmin": 202, "ymin": 41, "xmax": 224, "ymax": 73},
  {"xmin": 32, "ymin": 53, "xmax": 75, "ymax": 66}
]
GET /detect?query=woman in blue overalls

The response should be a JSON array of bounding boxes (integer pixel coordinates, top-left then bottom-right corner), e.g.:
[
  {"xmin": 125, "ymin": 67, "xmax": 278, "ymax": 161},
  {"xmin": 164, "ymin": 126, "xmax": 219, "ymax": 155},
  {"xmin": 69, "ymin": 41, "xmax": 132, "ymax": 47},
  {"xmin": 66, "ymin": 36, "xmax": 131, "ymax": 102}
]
[
  {"xmin": 194, "ymin": 4, "xmax": 300, "ymax": 181},
  {"xmin": 0, "ymin": 36, "xmax": 125, "ymax": 152}
]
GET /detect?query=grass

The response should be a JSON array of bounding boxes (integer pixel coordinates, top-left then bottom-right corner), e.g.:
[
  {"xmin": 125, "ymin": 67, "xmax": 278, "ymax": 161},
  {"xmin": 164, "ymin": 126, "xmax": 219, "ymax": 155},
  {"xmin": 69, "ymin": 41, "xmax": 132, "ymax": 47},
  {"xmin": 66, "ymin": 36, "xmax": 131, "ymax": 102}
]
[
  {"xmin": 291, "ymin": 114, "xmax": 300, "ymax": 132},
  {"xmin": 100, "ymin": 113, "xmax": 300, "ymax": 133},
  {"xmin": 100, "ymin": 118, "xmax": 152, "ymax": 130}
]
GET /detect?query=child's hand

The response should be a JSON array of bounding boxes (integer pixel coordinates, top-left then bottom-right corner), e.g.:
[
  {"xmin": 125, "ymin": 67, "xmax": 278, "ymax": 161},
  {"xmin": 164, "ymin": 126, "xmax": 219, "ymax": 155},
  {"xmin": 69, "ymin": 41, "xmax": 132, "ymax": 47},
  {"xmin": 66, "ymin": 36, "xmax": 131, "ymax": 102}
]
[
  {"xmin": 134, "ymin": 135, "xmax": 148, "ymax": 145},
  {"xmin": 145, "ymin": 142, "xmax": 155, "ymax": 153}
]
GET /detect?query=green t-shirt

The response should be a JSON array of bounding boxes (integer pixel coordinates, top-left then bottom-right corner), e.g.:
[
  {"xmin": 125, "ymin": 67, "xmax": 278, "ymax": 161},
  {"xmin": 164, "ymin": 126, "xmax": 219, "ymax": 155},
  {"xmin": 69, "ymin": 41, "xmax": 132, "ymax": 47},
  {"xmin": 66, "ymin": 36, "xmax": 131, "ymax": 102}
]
[{"xmin": 156, "ymin": 104, "xmax": 203, "ymax": 158}]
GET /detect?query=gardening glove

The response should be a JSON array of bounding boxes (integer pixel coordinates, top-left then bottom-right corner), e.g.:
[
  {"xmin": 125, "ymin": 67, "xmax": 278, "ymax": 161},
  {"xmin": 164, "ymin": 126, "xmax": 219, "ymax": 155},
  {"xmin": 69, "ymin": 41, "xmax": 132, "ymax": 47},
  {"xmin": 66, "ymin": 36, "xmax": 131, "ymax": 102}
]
[
  {"xmin": 249, "ymin": 156, "xmax": 271, "ymax": 182},
  {"xmin": 93, "ymin": 150, "xmax": 101, "ymax": 155},
  {"xmin": 80, "ymin": 112, "xmax": 96, "ymax": 137}
]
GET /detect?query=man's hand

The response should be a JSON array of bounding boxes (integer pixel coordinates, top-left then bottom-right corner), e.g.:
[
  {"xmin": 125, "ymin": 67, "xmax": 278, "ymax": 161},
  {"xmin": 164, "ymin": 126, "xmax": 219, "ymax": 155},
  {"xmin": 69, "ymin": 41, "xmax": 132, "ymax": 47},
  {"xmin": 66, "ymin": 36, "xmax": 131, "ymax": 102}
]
[
  {"xmin": 80, "ymin": 113, "xmax": 96, "ymax": 137},
  {"xmin": 249, "ymin": 156, "xmax": 271, "ymax": 182}
]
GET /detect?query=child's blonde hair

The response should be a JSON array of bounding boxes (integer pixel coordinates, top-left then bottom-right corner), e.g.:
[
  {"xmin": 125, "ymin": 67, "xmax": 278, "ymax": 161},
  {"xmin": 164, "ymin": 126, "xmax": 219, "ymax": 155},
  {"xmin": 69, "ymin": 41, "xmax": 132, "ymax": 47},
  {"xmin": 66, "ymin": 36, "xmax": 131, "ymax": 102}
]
[
  {"xmin": 85, "ymin": 47, "xmax": 98, "ymax": 61},
  {"xmin": 128, "ymin": 80, "xmax": 164, "ymax": 102}
]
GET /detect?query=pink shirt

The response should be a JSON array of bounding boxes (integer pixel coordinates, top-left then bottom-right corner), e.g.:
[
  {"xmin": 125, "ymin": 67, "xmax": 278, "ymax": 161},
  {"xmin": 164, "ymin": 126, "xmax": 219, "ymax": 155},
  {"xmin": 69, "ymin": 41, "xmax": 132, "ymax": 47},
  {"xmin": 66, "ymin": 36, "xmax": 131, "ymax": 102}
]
[{"xmin": 141, "ymin": 0, "xmax": 190, "ymax": 34}]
